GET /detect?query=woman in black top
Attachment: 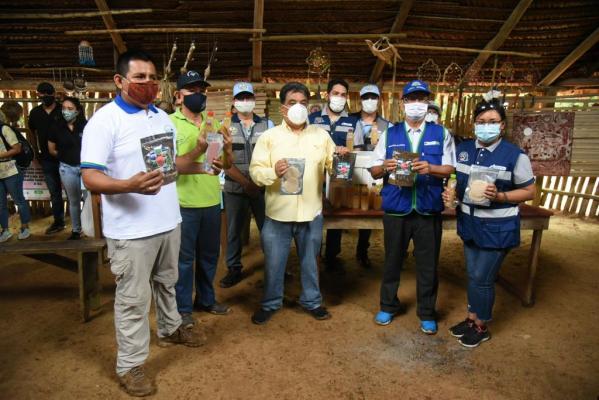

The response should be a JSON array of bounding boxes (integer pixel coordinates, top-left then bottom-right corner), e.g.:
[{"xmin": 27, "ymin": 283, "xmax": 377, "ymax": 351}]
[{"xmin": 48, "ymin": 97, "xmax": 87, "ymax": 240}]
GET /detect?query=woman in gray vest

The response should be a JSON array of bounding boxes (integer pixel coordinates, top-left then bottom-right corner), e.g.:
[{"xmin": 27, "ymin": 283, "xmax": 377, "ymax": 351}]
[{"xmin": 221, "ymin": 82, "xmax": 274, "ymax": 288}]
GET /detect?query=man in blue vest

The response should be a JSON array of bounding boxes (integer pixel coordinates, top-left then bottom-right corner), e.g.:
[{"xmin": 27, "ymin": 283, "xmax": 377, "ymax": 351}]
[
  {"xmin": 351, "ymin": 84, "xmax": 393, "ymax": 268},
  {"xmin": 220, "ymin": 82, "xmax": 274, "ymax": 288},
  {"xmin": 369, "ymin": 80, "xmax": 456, "ymax": 335},
  {"xmin": 309, "ymin": 78, "xmax": 358, "ymax": 274}
]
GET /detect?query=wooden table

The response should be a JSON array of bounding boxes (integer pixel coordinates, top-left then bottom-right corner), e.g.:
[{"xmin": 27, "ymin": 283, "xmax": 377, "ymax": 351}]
[
  {"xmin": 0, "ymin": 239, "xmax": 106, "ymax": 321},
  {"xmin": 323, "ymin": 204, "xmax": 553, "ymax": 306}
]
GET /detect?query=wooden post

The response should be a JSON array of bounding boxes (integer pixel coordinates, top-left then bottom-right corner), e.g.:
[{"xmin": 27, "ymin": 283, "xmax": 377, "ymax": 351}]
[
  {"xmin": 532, "ymin": 177, "xmax": 543, "ymax": 207},
  {"xmin": 91, "ymin": 193, "xmax": 102, "ymax": 239},
  {"xmin": 250, "ymin": 0, "xmax": 265, "ymax": 82},
  {"xmin": 79, "ymin": 250, "xmax": 102, "ymax": 322}
]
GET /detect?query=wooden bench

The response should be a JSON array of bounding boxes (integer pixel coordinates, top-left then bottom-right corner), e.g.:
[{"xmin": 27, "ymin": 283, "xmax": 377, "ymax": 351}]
[
  {"xmin": 323, "ymin": 204, "xmax": 553, "ymax": 307},
  {"xmin": 0, "ymin": 239, "xmax": 106, "ymax": 322}
]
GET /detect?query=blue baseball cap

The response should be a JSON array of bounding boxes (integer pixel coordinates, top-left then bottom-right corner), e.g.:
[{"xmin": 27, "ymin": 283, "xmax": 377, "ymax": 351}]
[
  {"xmin": 359, "ymin": 84, "xmax": 380, "ymax": 97},
  {"xmin": 233, "ymin": 82, "xmax": 254, "ymax": 97},
  {"xmin": 402, "ymin": 80, "xmax": 431, "ymax": 97}
]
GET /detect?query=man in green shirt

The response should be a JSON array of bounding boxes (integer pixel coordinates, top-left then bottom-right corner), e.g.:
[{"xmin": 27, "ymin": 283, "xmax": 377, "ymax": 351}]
[{"xmin": 170, "ymin": 71, "xmax": 233, "ymax": 329}]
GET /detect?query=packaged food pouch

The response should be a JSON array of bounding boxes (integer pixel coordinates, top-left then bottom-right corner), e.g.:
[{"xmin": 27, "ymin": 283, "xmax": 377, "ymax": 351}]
[
  {"xmin": 140, "ymin": 133, "xmax": 177, "ymax": 185},
  {"xmin": 391, "ymin": 151, "xmax": 419, "ymax": 187},
  {"xmin": 280, "ymin": 158, "xmax": 305, "ymax": 195},
  {"xmin": 463, "ymin": 165, "xmax": 500, "ymax": 206},
  {"xmin": 332, "ymin": 152, "xmax": 356, "ymax": 183},
  {"xmin": 204, "ymin": 132, "xmax": 224, "ymax": 174}
]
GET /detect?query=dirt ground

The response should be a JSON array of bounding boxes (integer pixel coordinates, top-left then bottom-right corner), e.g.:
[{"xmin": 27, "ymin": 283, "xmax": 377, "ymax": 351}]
[{"xmin": 0, "ymin": 213, "xmax": 598, "ymax": 400}]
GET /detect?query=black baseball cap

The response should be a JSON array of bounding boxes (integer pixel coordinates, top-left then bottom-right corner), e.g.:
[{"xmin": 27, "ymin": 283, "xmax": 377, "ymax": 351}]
[
  {"xmin": 37, "ymin": 82, "xmax": 55, "ymax": 94},
  {"xmin": 176, "ymin": 70, "xmax": 211, "ymax": 90}
]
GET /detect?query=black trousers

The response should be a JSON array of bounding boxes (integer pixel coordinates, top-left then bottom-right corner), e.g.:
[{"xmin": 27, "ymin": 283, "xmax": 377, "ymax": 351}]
[
  {"xmin": 325, "ymin": 229, "xmax": 371, "ymax": 260},
  {"xmin": 380, "ymin": 211, "xmax": 442, "ymax": 320}
]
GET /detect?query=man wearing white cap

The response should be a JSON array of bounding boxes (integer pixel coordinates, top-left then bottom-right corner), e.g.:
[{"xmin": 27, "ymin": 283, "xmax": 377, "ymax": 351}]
[
  {"xmin": 350, "ymin": 84, "xmax": 393, "ymax": 268},
  {"xmin": 221, "ymin": 82, "xmax": 274, "ymax": 288}
]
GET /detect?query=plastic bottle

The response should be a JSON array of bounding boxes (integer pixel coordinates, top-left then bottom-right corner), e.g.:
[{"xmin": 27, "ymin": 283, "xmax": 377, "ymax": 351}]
[
  {"xmin": 222, "ymin": 111, "xmax": 232, "ymax": 130},
  {"xmin": 444, "ymin": 173, "xmax": 458, "ymax": 209},
  {"xmin": 205, "ymin": 111, "xmax": 215, "ymax": 133},
  {"xmin": 370, "ymin": 124, "xmax": 379, "ymax": 146},
  {"xmin": 346, "ymin": 127, "xmax": 354, "ymax": 150}
]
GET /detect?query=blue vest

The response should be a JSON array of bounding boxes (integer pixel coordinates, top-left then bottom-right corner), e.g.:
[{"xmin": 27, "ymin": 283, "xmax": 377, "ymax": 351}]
[
  {"xmin": 309, "ymin": 110, "xmax": 358, "ymax": 146},
  {"xmin": 455, "ymin": 139, "xmax": 529, "ymax": 249},
  {"xmin": 381, "ymin": 122, "xmax": 445, "ymax": 215}
]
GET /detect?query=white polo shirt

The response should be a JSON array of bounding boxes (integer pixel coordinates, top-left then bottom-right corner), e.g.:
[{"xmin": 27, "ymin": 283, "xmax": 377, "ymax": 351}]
[{"xmin": 81, "ymin": 96, "xmax": 182, "ymax": 240}]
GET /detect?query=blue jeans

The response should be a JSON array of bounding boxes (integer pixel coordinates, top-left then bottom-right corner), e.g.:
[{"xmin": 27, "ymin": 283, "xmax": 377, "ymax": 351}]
[
  {"xmin": 0, "ymin": 169, "xmax": 31, "ymax": 229},
  {"xmin": 176, "ymin": 205, "xmax": 221, "ymax": 313},
  {"xmin": 464, "ymin": 241, "xmax": 509, "ymax": 322},
  {"xmin": 261, "ymin": 215, "xmax": 324, "ymax": 311},
  {"xmin": 41, "ymin": 158, "xmax": 64, "ymax": 223},
  {"xmin": 59, "ymin": 162, "xmax": 83, "ymax": 233}
]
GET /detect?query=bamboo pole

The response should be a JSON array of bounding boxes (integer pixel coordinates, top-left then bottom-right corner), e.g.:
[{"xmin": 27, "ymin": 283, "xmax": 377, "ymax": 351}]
[
  {"xmin": 253, "ymin": 33, "xmax": 407, "ymax": 42},
  {"xmin": 338, "ymin": 42, "xmax": 541, "ymax": 58},
  {"xmin": 65, "ymin": 27, "xmax": 266, "ymax": 36},
  {"xmin": 0, "ymin": 9, "xmax": 153, "ymax": 20}
]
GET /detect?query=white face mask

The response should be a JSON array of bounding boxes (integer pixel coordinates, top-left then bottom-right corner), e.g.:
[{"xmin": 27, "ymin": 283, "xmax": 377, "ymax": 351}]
[
  {"xmin": 361, "ymin": 99, "xmax": 378, "ymax": 113},
  {"xmin": 234, "ymin": 100, "xmax": 255, "ymax": 113},
  {"xmin": 285, "ymin": 103, "xmax": 308, "ymax": 126},
  {"xmin": 425, "ymin": 112, "xmax": 439, "ymax": 124},
  {"xmin": 404, "ymin": 102, "xmax": 428, "ymax": 121},
  {"xmin": 328, "ymin": 95, "xmax": 347, "ymax": 113}
]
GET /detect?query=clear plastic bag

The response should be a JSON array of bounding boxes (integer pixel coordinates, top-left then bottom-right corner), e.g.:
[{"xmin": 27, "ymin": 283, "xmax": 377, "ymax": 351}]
[
  {"xmin": 391, "ymin": 151, "xmax": 418, "ymax": 187},
  {"xmin": 204, "ymin": 133, "xmax": 224, "ymax": 174},
  {"xmin": 332, "ymin": 152, "xmax": 356, "ymax": 183},
  {"xmin": 280, "ymin": 158, "xmax": 305, "ymax": 195},
  {"xmin": 463, "ymin": 165, "xmax": 500, "ymax": 206}
]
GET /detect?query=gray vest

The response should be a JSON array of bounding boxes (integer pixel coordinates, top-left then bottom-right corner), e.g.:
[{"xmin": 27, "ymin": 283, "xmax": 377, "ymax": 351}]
[
  {"xmin": 355, "ymin": 115, "xmax": 390, "ymax": 151},
  {"xmin": 224, "ymin": 116, "xmax": 269, "ymax": 193}
]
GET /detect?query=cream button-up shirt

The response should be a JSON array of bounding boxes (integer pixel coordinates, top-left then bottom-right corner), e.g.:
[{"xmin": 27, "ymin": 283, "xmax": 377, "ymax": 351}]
[{"xmin": 250, "ymin": 120, "xmax": 336, "ymax": 222}]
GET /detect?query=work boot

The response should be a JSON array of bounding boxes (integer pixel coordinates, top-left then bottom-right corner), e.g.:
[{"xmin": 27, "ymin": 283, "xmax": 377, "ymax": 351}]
[
  {"xmin": 118, "ymin": 366, "xmax": 155, "ymax": 397},
  {"xmin": 157, "ymin": 326, "xmax": 206, "ymax": 348},
  {"xmin": 219, "ymin": 269, "xmax": 243, "ymax": 288}
]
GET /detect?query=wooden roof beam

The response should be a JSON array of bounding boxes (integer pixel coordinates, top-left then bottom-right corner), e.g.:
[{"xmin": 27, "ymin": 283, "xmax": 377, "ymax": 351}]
[
  {"xmin": 539, "ymin": 27, "xmax": 599, "ymax": 86},
  {"xmin": 94, "ymin": 0, "xmax": 127, "ymax": 54},
  {"xmin": 464, "ymin": 0, "xmax": 533, "ymax": 83},
  {"xmin": 250, "ymin": 0, "xmax": 265, "ymax": 82},
  {"xmin": 369, "ymin": 0, "xmax": 415, "ymax": 83}
]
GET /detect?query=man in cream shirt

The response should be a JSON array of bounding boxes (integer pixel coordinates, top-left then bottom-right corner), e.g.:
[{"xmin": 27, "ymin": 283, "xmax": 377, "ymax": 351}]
[{"xmin": 249, "ymin": 82, "xmax": 342, "ymax": 325}]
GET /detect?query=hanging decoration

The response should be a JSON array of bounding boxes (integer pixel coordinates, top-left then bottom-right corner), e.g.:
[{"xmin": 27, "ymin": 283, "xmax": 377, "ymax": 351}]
[
  {"xmin": 160, "ymin": 40, "xmax": 178, "ymax": 110},
  {"xmin": 180, "ymin": 40, "xmax": 196, "ymax": 74},
  {"xmin": 366, "ymin": 36, "xmax": 400, "ymax": 65},
  {"xmin": 418, "ymin": 59, "xmax": 441, "ymax": 91},
  {"xmin": 442, "ymin": 62, "xmax": 464, "ymax": 91},
  {"xmin": 73, "ymin": 70, "xmax": 88, "ymax": 98},
  {"xmin": 204, "ymin": 40, "xmax": 218, "ymax": 82},
  {"xmin": 306, "ymin": 47, "xmax": 330, "ymax": 100},
  {"xmin": 78, "ymin": 40, "xmax": 95, "ymax": 66}
]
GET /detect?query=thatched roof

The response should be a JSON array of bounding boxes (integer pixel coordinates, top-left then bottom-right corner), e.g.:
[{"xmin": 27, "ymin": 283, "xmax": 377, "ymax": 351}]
[{"xmin": 1, "ymin": 0, "xmax": 598, "ymax": 88}]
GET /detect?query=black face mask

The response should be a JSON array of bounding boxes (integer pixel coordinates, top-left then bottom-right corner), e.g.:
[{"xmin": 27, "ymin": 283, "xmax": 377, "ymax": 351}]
[
  {"xmin": 183, "ymin": 93, "xmax": 207, "ymax": 114},
  {"xmin": 41, "ymin": 95, "xmax": 55, "ymax": 107}
]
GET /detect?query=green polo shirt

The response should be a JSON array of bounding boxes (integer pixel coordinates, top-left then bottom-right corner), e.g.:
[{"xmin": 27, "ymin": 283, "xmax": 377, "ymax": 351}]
[{"xmin": 170, "ymin": 108, "xmax": 221, "ymax": 208}]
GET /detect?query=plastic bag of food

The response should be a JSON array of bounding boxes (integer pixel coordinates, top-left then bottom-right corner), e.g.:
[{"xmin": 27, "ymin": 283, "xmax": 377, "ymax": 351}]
[
  {"xmin": 391, "ymin": 151, "xmax": 419, "ymax": 187},
  {"xmin": 332, "ymin": 152, "xmax": 356, "ymax": 183},
  {"xmin": 280, "ymin": 158, "xmax": 305, "ymax": 195},
  {"xmin": 204, "ymin": 132, "xmax": 224, "ymax": 174},
  {"xmin": 463, "ymin": 165, "xmax": 500, "ymax": 206}
]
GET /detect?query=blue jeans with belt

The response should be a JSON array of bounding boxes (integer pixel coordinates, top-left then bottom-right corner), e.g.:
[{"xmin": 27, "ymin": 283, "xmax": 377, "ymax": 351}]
[
  {"xmin": 261, "ymin": 215, "xmax": 324, "ymax": 311},
  {"xmin": 59, "ymin": 162, "xmax": 83, "ymax": 233},
  {"xmin": 464, "ymin": 241, "xmax": 509, "ymax": 322},
  {"xmin": 41, "ymin": 158, "xmax": 64, "ymax": 223},
  {"xmin": 176, "ymin": 205, "xmax": 222, "ymax": 314},
  {"xmin": 0, "ymin": 169, "xmax": 31, "ymax": 228}
]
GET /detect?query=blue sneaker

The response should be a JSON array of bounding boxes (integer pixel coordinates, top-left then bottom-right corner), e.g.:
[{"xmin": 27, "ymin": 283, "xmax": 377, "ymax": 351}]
[
  {"xmin": 374, "ymin": 311, "xmax": 395, "ymax": 326},
  {"xmin": 420, "ymin": 320, "xmax": 437, "ymax": 335}
]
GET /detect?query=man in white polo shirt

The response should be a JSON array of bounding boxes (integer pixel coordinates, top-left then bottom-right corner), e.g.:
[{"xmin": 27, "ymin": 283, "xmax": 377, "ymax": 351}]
[{"xmin": 81, "ymin": 49, "xmax": 202, "ymax": 397}]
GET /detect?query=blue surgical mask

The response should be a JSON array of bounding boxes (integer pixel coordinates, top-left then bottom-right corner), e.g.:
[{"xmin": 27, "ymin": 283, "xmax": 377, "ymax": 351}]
[
  {"xmin": 62, "ymin": 109, "xmax": 78, "ymax": 122},
  {"xmin": 474, "ymin": 123, "xmax": 501, "ymax": 143}
]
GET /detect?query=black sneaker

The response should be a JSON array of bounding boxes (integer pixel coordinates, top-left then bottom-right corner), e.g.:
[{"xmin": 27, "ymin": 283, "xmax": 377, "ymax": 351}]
[
  {"xmin": 45, "ymin": 221, "xmax": 65, "ymax": 235},
  {"xmin": 194, "ymin": 302, "xmax": 231, "ymax": 315},
  {"xmin": 304, "ymin": 306, "xmax": 331, "ymax": 321},
  {"xmin": 251, "ymin": 308, "xmax": 277, "ymax": 325},
  {"xmin": 458, "ymin": 325, "xmax": 491, "ymax": 348},
  {"xmin": 356, "ymin": 254, "xmax": 372, "ymax": 269},
  {"xmin": 449, "ymin": 318, "xmax": 475, "ymax": 338},
  {"xmin": 219, "ymin": 269, "xmax": 243, "ymax": 288},
  {"xmin": 67, "ymin": 231, "xmax": 82, "ymax": 240}
]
